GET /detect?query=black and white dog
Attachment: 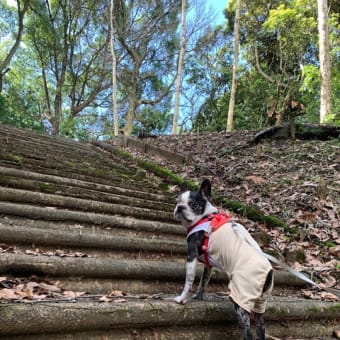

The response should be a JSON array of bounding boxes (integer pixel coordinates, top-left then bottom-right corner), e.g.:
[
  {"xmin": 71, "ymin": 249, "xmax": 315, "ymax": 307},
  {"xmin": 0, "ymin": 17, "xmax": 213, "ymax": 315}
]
[{"xmin": 174, "ymin": 179, "xmax": 273, "ymax": 340}]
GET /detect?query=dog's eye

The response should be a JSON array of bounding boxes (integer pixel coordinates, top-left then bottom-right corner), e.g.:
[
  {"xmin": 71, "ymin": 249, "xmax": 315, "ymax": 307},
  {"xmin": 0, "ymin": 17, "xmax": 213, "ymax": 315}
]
[{"xmin": 189, "ymin": 201, "xmax": 199, "ymax": 210}]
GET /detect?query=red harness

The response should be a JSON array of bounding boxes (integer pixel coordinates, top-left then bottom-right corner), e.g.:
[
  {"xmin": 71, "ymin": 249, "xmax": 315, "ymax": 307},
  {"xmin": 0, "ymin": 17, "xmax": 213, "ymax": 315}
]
[{"xmin": 187, "ymin": 213, "xmax": 231, "ymax": 266}]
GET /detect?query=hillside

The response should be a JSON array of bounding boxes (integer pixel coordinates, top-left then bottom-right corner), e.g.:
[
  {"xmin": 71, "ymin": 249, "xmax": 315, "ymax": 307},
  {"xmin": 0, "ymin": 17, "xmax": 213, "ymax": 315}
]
[{"xmin": 122, "ymin": 131, "xmax": 340, "ymax": 297}]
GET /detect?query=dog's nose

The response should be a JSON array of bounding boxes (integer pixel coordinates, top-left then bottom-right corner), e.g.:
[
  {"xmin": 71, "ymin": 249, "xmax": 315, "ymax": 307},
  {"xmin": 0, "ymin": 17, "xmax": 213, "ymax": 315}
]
[{"xmin": 175, "ymin": 205, "xmax": 185, "ymax": 215}]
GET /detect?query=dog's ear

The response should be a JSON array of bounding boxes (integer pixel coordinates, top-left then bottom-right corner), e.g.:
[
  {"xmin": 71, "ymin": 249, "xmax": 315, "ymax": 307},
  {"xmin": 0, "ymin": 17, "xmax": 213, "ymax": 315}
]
[
  {"xmin": 199, "ymin": 179, "xmax": 211, "ymax": 199},
  {"xmin": 179, "ymin": 182, "xmax": 189, "ymax": 193}
]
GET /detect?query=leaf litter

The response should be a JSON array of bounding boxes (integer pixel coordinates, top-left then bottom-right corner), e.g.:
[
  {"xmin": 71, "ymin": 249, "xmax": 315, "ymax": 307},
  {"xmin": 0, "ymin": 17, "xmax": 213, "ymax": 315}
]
[{"xmin": 129, "ymin": 131, "xmax": 339, "ymax": 300}]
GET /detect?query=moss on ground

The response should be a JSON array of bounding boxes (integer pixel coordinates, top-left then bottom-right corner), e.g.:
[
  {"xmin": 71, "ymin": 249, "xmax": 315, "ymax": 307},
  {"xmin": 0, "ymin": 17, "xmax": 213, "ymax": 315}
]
[
  {"xmin": 219, "ymin": 198, "xmax": 288, "ymax": 230},
  {"xmin": 118, "ymin": 147, "xmax": 289, "ymax": 231},
  {"xmin": 1, "ymin": 153, "xmax": 24, "ymax": 164}
]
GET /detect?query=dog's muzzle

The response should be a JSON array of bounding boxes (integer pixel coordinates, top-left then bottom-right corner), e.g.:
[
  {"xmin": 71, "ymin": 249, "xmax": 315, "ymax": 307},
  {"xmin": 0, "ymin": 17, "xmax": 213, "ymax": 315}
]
[
  {"xmin": 174, "ymin": 205, "xmax": 192, "ymax": 223},
  {"xmin": 174, "ymin": 205, "xmax": 184, "ymax": 220}
]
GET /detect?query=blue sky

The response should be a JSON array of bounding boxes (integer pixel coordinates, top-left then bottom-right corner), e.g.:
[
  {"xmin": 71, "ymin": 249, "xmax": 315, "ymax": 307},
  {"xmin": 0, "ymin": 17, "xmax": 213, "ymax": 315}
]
[{"xmin": 206, "ymin": 0, "xmax": 228, "ymax": 24}]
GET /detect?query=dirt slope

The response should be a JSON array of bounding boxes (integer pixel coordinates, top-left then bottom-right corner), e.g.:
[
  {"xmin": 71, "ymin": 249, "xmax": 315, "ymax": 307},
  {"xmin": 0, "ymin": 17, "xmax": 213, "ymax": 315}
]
[{"xmin": 127, "ymin": 131, "xmax": 340, "ymax": 295}]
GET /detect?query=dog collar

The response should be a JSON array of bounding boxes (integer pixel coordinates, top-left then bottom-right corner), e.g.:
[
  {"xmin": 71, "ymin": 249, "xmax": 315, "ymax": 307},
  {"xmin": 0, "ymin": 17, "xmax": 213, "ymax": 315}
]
[
  {"xmin": 186, "ymin": 212, "xmax": 231, "ymax": 237},
  {"xmin": 186, "ymin": 213, "xmax": 216, "ymax": 236},
  {"xmin": 186, "ymin": 220, "xmax": 211, "ymax": 240}
]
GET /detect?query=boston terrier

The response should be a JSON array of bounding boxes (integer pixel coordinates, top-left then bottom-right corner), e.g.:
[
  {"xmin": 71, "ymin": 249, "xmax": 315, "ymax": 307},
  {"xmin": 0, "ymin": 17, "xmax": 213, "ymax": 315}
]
[{"xmin": 174, "ymin": 179, "xmax": 273, "ymax": 340}]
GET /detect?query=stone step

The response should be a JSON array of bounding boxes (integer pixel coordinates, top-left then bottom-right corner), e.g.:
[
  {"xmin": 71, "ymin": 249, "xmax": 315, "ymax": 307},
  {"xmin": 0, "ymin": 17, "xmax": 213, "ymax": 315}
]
[
  {"xmin": 0, "ymin": 166, "xmax": 171, "ymax": 202},
  {"xmin": 0, "ymin": 187, "xmax": 174, "ymax": 221},
  {"xmin": 0, "ymin": 124, "xmax": 339, "ymax": 339},
  {"xmin": 0, "ymin": 298, "xmax": 338, "ymax": 339},
  {"xmin": 0, "ymin": 202, "xmax": 181, "ymax": 235},
  {"xmin": 0, "ymin": 222, "xmax": 185, "ymax": 256},
  {"xmin": 0, "ymin": 129, "xmax": 163, "ymax": 192}
]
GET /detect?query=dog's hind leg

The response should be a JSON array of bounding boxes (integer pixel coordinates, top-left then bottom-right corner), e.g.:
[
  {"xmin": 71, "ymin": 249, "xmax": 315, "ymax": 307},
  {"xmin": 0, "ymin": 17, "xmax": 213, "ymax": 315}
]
[
  {"xmin": 254, "ymin": 312, "xmax": 265, "ymax": 340},
  {"xmin": 192, "ymin": 265, "xmax": 212, "ymax": 300},
  {"xmin": 234, "ymin": 303, "xmax": 253, "ymax": 340}
]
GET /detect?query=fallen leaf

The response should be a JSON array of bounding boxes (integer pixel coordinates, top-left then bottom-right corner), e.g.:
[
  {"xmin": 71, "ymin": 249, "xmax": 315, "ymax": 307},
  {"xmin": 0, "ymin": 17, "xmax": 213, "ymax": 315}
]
[
  {"xmin": 333, "ymin": 329, "xmax": 340, "ymax": 339},
  {"xmin": 320, "ymin": 291, "xmax": 339, "ymax": 301},
  {"xmin": 301, "ymin": 289, "xmax": 315, "ymax": 299},
  {"xmin": 25, "ymin": 250, "xmax": 38, "ymax": 256},
  {"xmin": 245, "ymin": 175, "xmax": 267, "ymax": 184},
  {"xmin": 99, "ymin": 295, "xmax": 112, "ymax": 302},
  {"xmin": 63, "ymin": 291, "xmax": 77, "ymax": 299},
  {"xmin": 109, "ymin": 290, "xmax": 124, "ymax": 297},
  {"xmin": 16, "ymin": 288, "xmax": 34, "ymax": 300},
  {"xmin": 39, "ymin": 282, "xmax": 62, "ymax": 292},
  {"xmin": 112, "ymin": 298, "xmax": 127, "ymax": 303},
  {"xmin": 0, "ymin": 288, "xmax": 19, "ymax": 300}
]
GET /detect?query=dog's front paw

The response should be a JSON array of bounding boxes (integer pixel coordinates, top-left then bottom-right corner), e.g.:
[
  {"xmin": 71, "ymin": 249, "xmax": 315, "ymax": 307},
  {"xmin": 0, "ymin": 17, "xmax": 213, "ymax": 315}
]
[{"xmin": 174, "ymin": 295, "xmax": 188, "ymax": 304}]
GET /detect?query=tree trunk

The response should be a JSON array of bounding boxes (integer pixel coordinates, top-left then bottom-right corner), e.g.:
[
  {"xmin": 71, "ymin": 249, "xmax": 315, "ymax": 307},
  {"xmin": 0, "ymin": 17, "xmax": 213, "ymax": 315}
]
[
  {"xmin": 0, "ymin": 0, "xmax": 30, "ymax": 93},
  {"xmin": 172, "ymin": 0, "xmax": 187, "ymax": 135},
  {"xmin": 122, "ymin": 98, "xmax": 136, "ymax": 135},
  {"xmin": 122, "ymin": 67, "xmax": 139, "ymax": 136},
  {"xmin": 226, "ymin": 0, "xmax": 241, "ymax": 133},
  {"xmin": 110, "ymin": 0, "xmax": 119, "ymax": 137},
  {"xmin": 317, "ymin": 0, "xmax": 331, "ymax": 124}
]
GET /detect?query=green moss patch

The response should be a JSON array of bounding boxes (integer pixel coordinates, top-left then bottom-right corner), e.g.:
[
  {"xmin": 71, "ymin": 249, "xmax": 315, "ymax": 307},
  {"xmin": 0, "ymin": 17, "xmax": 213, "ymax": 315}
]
[{"xmin": 118, "ymin": 147, "xmax": 289, "ymax": 230}]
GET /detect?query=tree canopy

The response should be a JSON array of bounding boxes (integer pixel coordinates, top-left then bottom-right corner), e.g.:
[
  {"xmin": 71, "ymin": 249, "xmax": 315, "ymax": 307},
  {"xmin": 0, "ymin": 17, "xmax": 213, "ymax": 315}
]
[{"xmin": 0, "ymin": 0, "xmax": 339, "ymax": 138}]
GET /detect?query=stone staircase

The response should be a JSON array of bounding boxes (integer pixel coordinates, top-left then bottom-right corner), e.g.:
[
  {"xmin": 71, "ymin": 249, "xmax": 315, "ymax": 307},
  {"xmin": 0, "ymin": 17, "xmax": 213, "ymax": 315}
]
[{"xmin": 0, "ymin": 124, "xmax": 338, "ymax": 339}]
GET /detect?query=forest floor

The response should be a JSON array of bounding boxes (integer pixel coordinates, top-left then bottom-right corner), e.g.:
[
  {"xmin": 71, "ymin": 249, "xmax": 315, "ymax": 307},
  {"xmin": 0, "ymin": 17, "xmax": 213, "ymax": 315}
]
[{"xmin": 130, "ymin": 131, "xmax": 340, "ymax": 300}]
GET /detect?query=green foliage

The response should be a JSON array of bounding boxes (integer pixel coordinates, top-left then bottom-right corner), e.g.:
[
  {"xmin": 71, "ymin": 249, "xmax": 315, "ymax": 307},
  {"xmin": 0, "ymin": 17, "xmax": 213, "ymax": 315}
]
[
  {"xmin": 187, "ymin": 26, "xmax": 233, "ymax": 132},
  {"xmin": 191, "ymin": 0, "xmax": 339, "ymax": 133},
  {"xmin": 233, "ymin": 68, "xmax": 278, "ymax": 129},
  {"xmin": 0, "ymin": 94, "xmax": 9, "ymax": 121},
  {"xmin": 324, "ymin": 240, "xmax": 337, "ymax": 248},
  {"xmin": 0, "ymin": 0, "xmax": 16, "ymax": 58},
  {"xmin": 59, "ymin": 114, "xmax": 97, "ymax": 141},
  {"xmin": 0, "ymin": 92, "xmax": 44, "ymax": 131},
  {"xmin": 134, "ymin": 107, "xmax": 172, "ymax": 136},
  {"xmin": 300, "ymin": 65, "xmax": 319, "ymax": 94},
  {"xmin": 0, "ymin": 0, "xmax": 339, "ymax": 136},
  {"xmin": 264, "ymin": 2, "xmax": 317, "ymax": 40}
]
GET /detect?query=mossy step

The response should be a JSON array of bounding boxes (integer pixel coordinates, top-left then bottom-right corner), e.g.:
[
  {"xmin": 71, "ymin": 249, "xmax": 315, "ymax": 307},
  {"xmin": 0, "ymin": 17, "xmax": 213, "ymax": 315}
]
[{"xmin": 0, "ymin": 298, "xmax": 338, "ymax": 338}]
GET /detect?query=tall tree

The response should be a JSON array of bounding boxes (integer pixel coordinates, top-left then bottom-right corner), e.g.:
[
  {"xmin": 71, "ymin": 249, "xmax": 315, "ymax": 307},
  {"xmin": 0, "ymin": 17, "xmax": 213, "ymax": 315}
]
[
  {"xmin": 317, "ymin": 0, "xmax": 331, "ymax": 123},
  {"xmin": 111, "ymin": 0, "xmax": 180, "ymax": 135},
  {"xmin": 172, "ymin": 0, "xmax": 187, "ymax": 135},
  {"xmin": 176, "ymin": 1, "xmax": 232, "ymax": 133},
  {"xmin": 0, "ymin": 0, "xmax": 30, "ymax": 93},
  {"xmin": 229, "ymin": 0, "xmax": 317, "ymax": 125},
  {"xmin": 187, "ymin": 25, "xmax": 233, "ymax": 133},
  {"xmin": 110, "ymin": 0, "xmax": 119, "ymax": 136},
  {"xmin": 226, "ymin": 0, "xmax": 240, "ymax": 132},
  {"xmin": 26, "ymin": 0, "xmax": 111, "ymax": 135}
]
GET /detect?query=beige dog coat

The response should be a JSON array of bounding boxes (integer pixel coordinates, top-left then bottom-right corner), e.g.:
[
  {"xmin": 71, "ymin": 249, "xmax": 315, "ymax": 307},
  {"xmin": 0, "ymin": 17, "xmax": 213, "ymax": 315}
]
[{"xmin": 207, "ymin": 220, "xmax": 273, "ymax": 314}]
